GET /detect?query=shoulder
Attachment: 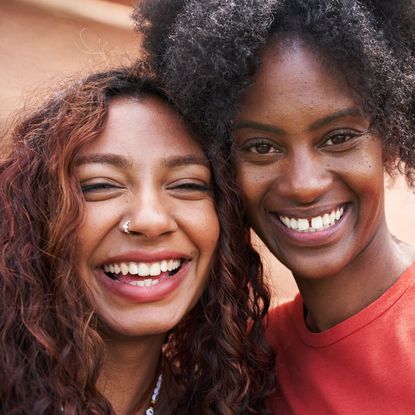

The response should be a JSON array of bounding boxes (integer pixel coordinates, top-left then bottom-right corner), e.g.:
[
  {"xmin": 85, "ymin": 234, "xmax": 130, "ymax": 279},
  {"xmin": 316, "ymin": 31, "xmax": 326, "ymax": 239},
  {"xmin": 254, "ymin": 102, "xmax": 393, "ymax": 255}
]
[{"xmin": 266, "ymin": 295, "xmax": 301, "ymax": 349}]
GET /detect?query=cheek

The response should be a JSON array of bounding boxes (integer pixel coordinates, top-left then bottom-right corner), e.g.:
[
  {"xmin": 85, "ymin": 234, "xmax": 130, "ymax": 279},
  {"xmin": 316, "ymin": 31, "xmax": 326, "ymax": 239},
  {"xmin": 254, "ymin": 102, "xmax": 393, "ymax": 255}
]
[
  {"xmin": 236, "ymin": 162, "xmax": 275, "ymax": 211},
  {"xmin": 77, "ymin": 210, "xmax": 106, "ymax": 249},
  {"xmin": 237, "ymin": 163, "xmax": 258, "ymax": 198},
  {"xmin": 343, "ymin": 143, "xmax": 384, "ymax": 199},
  {"xmin": 76, "ymin": 203, "xmax": 121, "ymax": 264},
  {"xmin": 179, "ymin": 201, "xmax": 220, "ymax": 256}
]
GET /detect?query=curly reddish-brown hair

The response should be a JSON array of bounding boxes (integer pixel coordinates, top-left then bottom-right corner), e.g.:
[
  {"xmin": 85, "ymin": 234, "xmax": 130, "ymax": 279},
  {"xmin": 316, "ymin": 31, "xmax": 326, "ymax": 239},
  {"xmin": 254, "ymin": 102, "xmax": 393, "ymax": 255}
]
[{"xmin": 0, "ymin": 64, "xmax": 275, "ymax": 414}]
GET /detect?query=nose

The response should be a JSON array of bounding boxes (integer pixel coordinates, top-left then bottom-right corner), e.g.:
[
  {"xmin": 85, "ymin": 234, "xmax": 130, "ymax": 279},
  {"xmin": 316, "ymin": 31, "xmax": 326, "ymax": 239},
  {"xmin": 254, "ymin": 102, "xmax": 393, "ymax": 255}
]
[
  {"xmin": 124, "ymin": 186, "xmax": 178, "ymax": 240},
  {"xmin": 277, "ymin": 150, "xmax": 332, "ymax": 204}
]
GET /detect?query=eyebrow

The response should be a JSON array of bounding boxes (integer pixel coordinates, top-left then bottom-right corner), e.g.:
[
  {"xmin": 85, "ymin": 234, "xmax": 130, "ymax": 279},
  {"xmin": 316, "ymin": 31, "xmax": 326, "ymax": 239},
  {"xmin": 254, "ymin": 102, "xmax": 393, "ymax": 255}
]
[
  {"xmin": 233, "ymin": 107, "xmax": 364, "ymax": 135},
  {"xmin": 162, "ymin": 155, "xmax": 210, "ymax": 169},
  {"xmin": 75, "ymin": 153, "xmax": 132, "ymax": 168},
  {"xmin": 307, "ymin": 107, "xmax": 364, "ymax": 131},
  {"xmin": 75, "ymin": 153, "xmax": 209, "ymax": 169},
  {"xmin": 233, "ymin": 120, "xmax": 285, "ymax": 135}
]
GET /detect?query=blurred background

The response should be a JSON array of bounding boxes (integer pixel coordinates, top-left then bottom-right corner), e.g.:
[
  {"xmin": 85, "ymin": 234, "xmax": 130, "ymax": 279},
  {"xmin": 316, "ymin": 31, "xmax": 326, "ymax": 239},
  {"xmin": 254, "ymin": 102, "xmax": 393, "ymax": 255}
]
[
  {"xmin": 0, "ymin": 0, "xmax": 140, "ymax": 127},
  {"xmin": 2, "ymin": 0, "xmax": 415, "ymax": 305}
]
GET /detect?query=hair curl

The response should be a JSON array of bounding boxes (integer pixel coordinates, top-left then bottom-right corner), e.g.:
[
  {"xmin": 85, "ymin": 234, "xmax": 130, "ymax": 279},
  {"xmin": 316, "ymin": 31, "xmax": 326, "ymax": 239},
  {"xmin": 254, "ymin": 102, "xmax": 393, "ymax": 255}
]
[
  {"xmin": 134, "ymin": 0, "xmax": 415, "ymax": 186},
  {"xmin": 0, "ymin": 63, "xmax": 275, "ymax": 414}
]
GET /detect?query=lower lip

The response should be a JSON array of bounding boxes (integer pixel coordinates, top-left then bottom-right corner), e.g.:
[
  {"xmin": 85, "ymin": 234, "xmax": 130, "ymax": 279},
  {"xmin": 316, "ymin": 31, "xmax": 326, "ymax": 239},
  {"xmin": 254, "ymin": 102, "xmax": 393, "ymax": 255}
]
[
  {"xmin": 96, "ymin": 262, "xmax": 190, "ymax": 303},
  {"xmin": 270, "ymin": 206, "xmax": 350, "ymax": 247}
]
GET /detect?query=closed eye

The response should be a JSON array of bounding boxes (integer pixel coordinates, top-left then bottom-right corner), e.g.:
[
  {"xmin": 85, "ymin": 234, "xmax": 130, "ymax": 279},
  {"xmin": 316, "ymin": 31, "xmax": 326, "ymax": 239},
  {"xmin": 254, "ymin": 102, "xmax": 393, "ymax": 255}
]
[
  {"xmin": 80, "ymin": 180, "xmax": 125, "ymax": 201},
  {"xmin": 167, "ymin": 180, "xmax": 211, "ymax": 200},
  {"xmin": 81, "ymin": 182, "xmax": 122, "ymax": 193},
  {"xmin": 168, "ymin": 182, "xmax": 210, "ymax": 192},
  {"xmin": 172, "ymin": 182, "xmax": 210, "ymax": 191}
]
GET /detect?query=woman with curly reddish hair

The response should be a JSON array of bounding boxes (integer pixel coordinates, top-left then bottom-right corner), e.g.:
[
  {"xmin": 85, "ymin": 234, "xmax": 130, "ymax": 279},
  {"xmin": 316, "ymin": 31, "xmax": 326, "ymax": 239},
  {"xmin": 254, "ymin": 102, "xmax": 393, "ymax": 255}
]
[
  {"xmin": 134, "ymin": 0, "xmax": 415, "ymax": 413},
  {"xmin": 0, "ymin": 65, "xmax": 274, "ymax": 414}
]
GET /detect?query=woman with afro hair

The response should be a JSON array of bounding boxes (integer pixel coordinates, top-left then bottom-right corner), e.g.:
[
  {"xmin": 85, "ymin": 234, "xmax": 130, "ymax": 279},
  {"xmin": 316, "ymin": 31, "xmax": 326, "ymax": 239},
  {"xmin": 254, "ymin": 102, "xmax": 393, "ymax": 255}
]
[
  {"xmin": 0, "ymin": 64, "xmax": 275, "ymax": 414},
  {"xmin": 134, "ymin": 0, "xmax": 415, "ymax": 413}
]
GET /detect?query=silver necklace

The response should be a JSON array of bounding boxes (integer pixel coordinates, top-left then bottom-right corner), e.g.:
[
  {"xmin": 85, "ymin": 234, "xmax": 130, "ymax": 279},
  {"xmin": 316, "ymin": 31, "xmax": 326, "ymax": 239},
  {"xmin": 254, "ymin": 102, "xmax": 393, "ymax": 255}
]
[
  {"xmin": 145, "ymin": 371, "xmax": 163, "ymax": 415},
  {"xmin": 59, "ymin": 371, "xmax": 163, "ymax": 415}
]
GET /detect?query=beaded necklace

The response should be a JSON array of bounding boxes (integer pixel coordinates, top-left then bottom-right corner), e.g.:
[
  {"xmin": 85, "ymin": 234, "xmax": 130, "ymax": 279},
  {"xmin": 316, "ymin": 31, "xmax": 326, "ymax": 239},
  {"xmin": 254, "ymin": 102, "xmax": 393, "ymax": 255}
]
[
  {"xmin": 144, "ymin": 371, "xmax": 163, "ymax": 415},
  {"xmin": 59, "ymin": 370, "xmax": 163, "ymax": 415}
]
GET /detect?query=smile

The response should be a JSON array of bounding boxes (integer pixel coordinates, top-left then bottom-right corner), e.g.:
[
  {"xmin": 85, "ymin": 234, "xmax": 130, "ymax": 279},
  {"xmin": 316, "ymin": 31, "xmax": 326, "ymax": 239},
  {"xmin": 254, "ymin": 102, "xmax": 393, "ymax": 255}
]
[
  {"xmin": 279, "ymin": 205, "xmax": 345, "ymax": 233},
  {"xmin": 102, "ymin": 259, "xmax": 183, "ymax": 287}
]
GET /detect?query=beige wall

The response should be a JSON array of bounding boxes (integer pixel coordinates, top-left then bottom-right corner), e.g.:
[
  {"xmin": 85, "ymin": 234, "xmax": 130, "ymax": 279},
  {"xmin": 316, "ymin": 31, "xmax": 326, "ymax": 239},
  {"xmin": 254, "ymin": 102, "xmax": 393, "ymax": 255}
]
[
  {"xmin": 0, "ymin": 0, "xmax": 139, "ymax": 125},
  {"xmin": 2, "ymin": 0, "xmax": 414, "ymax": 305}
]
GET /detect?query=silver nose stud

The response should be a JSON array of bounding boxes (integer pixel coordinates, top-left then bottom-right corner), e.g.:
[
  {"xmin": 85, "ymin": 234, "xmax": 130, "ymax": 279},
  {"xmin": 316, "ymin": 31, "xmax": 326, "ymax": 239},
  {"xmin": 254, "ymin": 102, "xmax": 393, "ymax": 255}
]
[{"xmin": 122, "ymin": 220, "xmax": 131, "ymax": 234}]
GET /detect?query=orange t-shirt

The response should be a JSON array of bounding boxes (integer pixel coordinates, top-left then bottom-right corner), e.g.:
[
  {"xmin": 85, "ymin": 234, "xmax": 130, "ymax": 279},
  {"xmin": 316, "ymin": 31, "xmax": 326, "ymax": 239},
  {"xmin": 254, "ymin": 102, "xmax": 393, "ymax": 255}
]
[{"xmin": 267, "ymin": 262, "xmax": 415, "ymax": 414}]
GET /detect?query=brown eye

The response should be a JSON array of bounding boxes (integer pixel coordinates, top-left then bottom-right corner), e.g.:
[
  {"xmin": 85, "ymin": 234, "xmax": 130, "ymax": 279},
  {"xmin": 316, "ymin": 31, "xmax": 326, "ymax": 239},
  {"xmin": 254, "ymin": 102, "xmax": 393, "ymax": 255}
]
[
  {"xmin": 253, "ymin": 143, "xmax": 273, "ymax": 154},
  {"xmin": 325, "ymin": 134, "xmax": 351, "ymax": 145},
  {"xmin": 322, "ymin": 129, "xmax": 365, "ymax": 147},
  {"xmin": 242, "ymin": 139, "xmax": 280, "ymax": 154}
]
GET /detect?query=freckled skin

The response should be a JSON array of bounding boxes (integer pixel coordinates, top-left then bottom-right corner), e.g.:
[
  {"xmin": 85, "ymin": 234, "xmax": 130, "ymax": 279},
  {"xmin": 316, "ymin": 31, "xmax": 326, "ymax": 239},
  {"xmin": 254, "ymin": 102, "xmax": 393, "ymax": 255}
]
[{"xmin": 234, "ymin": 41, "xmax": 415, "ymax": 330}]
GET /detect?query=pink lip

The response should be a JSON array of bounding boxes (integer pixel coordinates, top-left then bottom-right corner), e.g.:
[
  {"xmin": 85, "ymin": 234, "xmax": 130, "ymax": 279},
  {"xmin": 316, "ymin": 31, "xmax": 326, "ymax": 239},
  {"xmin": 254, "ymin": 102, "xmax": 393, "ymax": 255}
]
[
  {"xmin": 100, "ymin": 250, "xmax": 190, "ymax": 266},
  {"xmin": 96, "ymin": 260, "xmax": 191, "ymax": 303},
  {"xmin": 269, "ymin": 205, "xmax": 350, "ymax": 247}
]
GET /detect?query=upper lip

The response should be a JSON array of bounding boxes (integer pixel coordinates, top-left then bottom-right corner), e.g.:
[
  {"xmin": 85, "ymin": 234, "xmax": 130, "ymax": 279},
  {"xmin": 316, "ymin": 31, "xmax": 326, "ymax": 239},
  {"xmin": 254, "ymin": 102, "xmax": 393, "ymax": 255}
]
[
  {"xmin": 99, "ymin": 250, "xmax": 191, "ymax": 266},
  {"xmin": 271, "ymin": 203, "xmax": 347, "ymax": 219}
]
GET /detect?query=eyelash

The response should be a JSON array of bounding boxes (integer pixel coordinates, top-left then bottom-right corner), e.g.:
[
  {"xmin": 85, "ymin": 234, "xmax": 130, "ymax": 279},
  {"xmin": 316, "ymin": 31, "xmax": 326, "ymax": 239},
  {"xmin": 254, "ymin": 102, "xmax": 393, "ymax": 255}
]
[
  {"xmin": 242, "ymin": 138, "xmax": 279, "ymax": 154},
  {"xmin": 170, "ymin": 182, "xmax": 210, "ymax": 192},
  {"xmin": 81, "ymin": 183, "xmax": 121, "ymax": 193},
  {"xmin": 240, "ymin": 129, "xmax": 366, "ymax": 154},
  {"xmin": 322, "ymin": 130, "xmax": 360, "ymax": 146}
]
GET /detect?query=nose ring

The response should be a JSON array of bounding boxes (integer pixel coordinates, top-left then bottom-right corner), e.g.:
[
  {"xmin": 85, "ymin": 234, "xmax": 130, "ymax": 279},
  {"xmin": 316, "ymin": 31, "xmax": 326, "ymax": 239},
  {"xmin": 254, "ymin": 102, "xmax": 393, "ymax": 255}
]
[{"xmin": 122, "ymin": 220, "xmax": 131, "ymax": 234}]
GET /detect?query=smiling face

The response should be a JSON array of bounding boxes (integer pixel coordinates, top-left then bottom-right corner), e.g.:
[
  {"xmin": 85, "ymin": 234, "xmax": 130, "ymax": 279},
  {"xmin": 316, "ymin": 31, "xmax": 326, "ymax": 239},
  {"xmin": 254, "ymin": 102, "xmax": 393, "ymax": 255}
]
[
  {"xmin": 234, "ymin": 41, "xmax": 386, "ymax": 280},
  {"xmin": 75, "ymin": 96, "xmax": 219, "ymax": 337}
]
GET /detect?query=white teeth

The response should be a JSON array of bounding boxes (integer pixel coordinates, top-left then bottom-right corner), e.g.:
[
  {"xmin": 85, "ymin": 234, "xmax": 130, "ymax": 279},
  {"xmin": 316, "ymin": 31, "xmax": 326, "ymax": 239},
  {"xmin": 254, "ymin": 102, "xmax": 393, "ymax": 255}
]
[
  {"xmin": 150, "ymin": 263, "xmax": 161, "ymax": 276},
  {"xmin": 311, "ymin": 216, "xmax": 323, "ymax": 230},
  {"xmin": 103, "ymin": 259, "xmax": 183, "ymax": 278},
  {"xmin": 128, "ymin": 278, "xmax": 160, "ymax": 287},
  {"xmin": 297, "ymin": 218, "xmax": 309, "ymax": 231},
  {"xmin": 279, "ymin": 206, "xmax": 345, "ymax": 233},
  {"xmin": 121, "ymin": 263, "xmax": 129, "ymax": 276},
  {"xmin": 138, "ymin": 263, "xmax": 150, "ymax": 276},
  {"xmin": 290, "ymin": 218, "xmax": 297, "ymax": 230},
  {"xmin": 129, "ymin": 262, "xmax": 138, "ymax": 275}
]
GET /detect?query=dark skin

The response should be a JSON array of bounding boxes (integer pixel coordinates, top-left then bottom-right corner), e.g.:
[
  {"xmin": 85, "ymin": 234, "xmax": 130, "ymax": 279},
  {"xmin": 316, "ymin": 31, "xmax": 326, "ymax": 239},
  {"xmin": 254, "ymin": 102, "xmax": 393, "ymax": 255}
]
[{"xmin": 234, "ymin": 39, "xmax": 415, "ymax": 332}]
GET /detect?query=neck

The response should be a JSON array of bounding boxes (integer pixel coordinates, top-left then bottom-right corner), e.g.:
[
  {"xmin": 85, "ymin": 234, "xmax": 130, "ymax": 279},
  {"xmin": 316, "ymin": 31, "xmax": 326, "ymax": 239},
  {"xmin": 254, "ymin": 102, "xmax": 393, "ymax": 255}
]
[
  {"xmin": 98, "ymin": 332, "xmax": 165, "ymax": 415},
  {"xmin": 295, "ymin": 225, "xmax": 415, "ymax": 332}
]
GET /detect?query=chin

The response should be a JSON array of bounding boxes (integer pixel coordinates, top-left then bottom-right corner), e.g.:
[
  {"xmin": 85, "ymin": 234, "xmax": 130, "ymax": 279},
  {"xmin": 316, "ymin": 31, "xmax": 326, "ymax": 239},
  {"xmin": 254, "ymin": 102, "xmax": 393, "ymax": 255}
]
[
  {"xmin": 99, "ymin": 311, "xmax": 187, "ymax": 339},
  {"xmin": 281, "ymin": 255, "xmax": 350, "ymax": 281}
]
